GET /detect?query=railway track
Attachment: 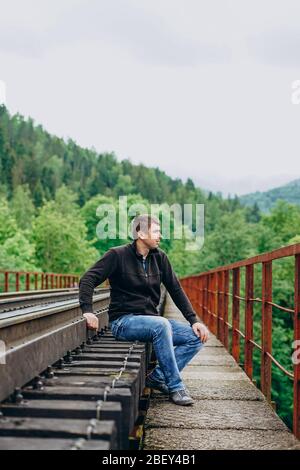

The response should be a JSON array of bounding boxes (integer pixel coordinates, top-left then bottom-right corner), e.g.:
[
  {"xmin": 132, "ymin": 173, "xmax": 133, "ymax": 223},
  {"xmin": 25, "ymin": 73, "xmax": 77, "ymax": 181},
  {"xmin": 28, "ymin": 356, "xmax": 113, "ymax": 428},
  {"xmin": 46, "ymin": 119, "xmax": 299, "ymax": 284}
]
[
  {"xmin": 0, "ymin": 286, "xmax": 166, "ymax": 450},
  {"xmin": 0, "ymin": 287, "xmax": 110, "ymax": 313}
]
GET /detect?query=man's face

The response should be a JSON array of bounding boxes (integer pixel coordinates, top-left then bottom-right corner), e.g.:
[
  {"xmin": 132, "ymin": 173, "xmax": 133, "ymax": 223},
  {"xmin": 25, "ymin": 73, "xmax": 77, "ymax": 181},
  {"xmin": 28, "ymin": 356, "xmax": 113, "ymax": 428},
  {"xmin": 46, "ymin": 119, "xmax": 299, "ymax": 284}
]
[{"xmin": 139, "ymin": 222, "xmax": 162, "ymax": 249}]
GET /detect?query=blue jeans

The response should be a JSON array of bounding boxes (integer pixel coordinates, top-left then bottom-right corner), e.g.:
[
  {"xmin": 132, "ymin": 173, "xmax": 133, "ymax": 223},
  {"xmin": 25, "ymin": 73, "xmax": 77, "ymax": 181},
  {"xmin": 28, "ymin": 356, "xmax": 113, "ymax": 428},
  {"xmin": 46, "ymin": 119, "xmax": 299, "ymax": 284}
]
[{"xmin": 110, "ymin": 314, "xmax": 204, "ymax": 393}]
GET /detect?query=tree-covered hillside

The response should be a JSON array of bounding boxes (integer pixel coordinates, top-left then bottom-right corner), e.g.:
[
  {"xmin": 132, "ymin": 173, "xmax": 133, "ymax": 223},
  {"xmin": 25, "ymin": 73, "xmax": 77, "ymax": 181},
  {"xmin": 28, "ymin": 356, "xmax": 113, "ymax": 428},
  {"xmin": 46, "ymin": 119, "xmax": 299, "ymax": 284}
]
[{"xmin": 240, "ymin": 179, "xmax": 300, "ymax": 212}]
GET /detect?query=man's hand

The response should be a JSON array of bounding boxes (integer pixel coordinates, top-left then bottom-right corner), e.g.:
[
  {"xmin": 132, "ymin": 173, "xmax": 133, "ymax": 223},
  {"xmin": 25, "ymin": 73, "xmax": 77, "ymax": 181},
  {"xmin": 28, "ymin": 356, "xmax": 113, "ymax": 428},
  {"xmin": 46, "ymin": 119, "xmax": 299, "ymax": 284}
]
[
  {"xmin": 83, "ymin": 312, "xmax": 99, "ymax": 330},
  {"xmin": 192, "ymin": 322, "xmax": 209, "ymax": 343}
]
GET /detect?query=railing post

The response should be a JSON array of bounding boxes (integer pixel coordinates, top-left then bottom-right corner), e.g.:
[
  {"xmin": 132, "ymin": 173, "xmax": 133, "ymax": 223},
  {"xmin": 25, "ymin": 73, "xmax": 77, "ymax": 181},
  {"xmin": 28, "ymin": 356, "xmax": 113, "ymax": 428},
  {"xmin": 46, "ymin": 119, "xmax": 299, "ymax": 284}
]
[
  {"xmin": 217, "ymin": 271, "xmax": 225, "ymax": 343},
  {"xmin": 195, "ymin": 276, "xmax": 199, "ymax": 317},
  {"xmin": 224, "ymin": 271, "xmax": 229, "ymax": 350},
  {"xmin": 199, "ymin": 276, "xmax": 204, "ymax": 320},
  {"xmin": 34, "ymin": 273, "xmax": 38, "ymax": 290},
  {"xmin": 245, "ymin": 264, "xmax": 254, "ymax": 379},
  {"xmin": 294, "ymin": 254, "xmax": 300, "ymax": 438},
  {"xmin": 208, "ymin": 274, "xmax": 213, "ymax": 333},
  {"xmin": 197, "ymin": 276, "xmax": 202, "ymax": 317},
  {"xmin": 25, "ymin": 272, "xmax": 30, "ymax": 291},
  {"xmin": 4, "ymin": 272, "xmax": 9, "ymax": 292},
  {"xmin": 193, "ymin": 277, "xmax": 197, "ymax": 314},
  {"xmin": 206, "ymin": 275, "xmax": 210, "ymax": 329},
  {"xmin": 232, "ymin": 267, "xmax": 240, "ymax": 362},
  {"xmin": 211, "ymin": 273, "xmax": 217, "ymax": 335},
  {"xmin": 16, "ymin": 272, "xmax": 20, "ymax": 292},
  {"xmin": 203, "ymin": 275, "xmax": 209, "ymax": 326},
  {"xmin": 193, "ymin": 277, "xmax": 196, "ymax": 309},
  {"xmin": 261, "ymin": 261, "xmax": 272, "ymax": 402}
]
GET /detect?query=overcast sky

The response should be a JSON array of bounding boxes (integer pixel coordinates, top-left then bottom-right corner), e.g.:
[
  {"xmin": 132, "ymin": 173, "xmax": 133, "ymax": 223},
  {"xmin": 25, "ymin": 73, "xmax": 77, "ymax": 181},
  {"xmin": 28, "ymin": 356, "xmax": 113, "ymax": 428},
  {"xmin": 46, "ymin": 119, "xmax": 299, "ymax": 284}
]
[{"xmin": 0, "ymin": 0, "xmax": 300, "ymax": 196}]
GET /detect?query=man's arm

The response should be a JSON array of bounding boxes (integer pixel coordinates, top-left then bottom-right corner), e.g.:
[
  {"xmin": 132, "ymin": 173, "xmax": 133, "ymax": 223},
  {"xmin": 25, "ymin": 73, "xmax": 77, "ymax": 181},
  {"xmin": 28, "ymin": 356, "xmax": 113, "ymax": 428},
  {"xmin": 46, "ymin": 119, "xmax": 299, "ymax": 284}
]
[
  {"xmin": 79, "ymin": 248, "xmax": 117, "ymax": 314},
  {"xmin": 161, "ymin": 252, "xmax": 199, "ymax": 326}
]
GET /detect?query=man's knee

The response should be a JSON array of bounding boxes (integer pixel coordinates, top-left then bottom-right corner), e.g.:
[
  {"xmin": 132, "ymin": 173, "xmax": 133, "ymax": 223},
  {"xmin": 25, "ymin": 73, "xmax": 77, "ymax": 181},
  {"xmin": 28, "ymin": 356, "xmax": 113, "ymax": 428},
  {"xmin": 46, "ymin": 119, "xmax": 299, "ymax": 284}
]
[
  {"xmin": 188, "ymin": 331, "xmax": 204, "ymax": 349},
  {"xmin": 151, "ymin": 316, "xmax": 172, "ymax": 334}
]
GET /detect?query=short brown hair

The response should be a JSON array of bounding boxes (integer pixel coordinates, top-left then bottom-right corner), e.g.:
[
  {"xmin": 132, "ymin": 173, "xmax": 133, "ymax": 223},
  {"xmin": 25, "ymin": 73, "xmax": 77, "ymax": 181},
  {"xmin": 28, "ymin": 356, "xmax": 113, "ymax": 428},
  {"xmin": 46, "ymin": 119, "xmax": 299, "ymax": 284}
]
[{"xmin": 131, "ymin": 214, "xmax": 160, "ymax": 240}]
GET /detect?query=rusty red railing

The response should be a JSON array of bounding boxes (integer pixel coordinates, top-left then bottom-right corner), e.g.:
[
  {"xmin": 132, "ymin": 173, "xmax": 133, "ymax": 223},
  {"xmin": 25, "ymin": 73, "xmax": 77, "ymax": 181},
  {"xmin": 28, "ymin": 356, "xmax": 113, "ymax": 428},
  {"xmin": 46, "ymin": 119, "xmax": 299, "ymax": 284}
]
[
  {"xmin": 181, "ymin": 242, "xmax": 300, "ymax": 439},
  {"xmin": 0, "ymin": 270, "xmax": 80, "ymax": 293}
]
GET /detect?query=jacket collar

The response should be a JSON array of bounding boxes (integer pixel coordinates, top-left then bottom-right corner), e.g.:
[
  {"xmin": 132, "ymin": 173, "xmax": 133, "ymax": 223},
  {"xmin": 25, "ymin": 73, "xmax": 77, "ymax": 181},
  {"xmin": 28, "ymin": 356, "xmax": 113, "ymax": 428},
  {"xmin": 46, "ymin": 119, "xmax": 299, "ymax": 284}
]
[{"xmin": 129, "ymin": 239, "xmax": 159, "ymax": 258}]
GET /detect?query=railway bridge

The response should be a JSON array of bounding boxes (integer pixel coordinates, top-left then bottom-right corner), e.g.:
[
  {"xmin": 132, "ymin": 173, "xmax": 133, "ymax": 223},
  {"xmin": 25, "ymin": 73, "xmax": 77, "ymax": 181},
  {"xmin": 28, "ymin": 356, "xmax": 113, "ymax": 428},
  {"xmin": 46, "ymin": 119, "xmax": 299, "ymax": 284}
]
[{"xmin": 0, "ymin": 243, "xmax": 300, "ymax": 450}]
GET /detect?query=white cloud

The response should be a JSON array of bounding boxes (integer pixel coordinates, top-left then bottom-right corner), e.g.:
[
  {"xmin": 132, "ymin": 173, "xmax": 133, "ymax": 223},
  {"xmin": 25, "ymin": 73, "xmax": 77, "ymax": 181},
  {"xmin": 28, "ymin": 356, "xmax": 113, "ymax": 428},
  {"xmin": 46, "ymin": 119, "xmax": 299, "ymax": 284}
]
[{"xmin": 0, "ymin": 0, "xmax": 300, "ymax": 196}]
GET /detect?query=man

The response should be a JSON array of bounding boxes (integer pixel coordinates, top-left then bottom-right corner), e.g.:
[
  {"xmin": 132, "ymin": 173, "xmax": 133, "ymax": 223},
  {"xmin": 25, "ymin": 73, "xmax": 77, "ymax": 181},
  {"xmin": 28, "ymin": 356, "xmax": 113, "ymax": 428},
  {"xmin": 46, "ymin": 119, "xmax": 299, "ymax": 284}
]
[{"xmin": 79, "ymin": 214, "xmax": 209, "ymax": 406}]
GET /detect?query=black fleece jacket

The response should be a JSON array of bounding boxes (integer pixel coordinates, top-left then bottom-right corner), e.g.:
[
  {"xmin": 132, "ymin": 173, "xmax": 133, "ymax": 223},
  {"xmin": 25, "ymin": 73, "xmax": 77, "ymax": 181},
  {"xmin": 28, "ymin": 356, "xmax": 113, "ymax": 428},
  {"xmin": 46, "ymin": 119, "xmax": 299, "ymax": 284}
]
[{"xmin": 79, "ymin": 240, "xmax": 198, "ymax": 326}]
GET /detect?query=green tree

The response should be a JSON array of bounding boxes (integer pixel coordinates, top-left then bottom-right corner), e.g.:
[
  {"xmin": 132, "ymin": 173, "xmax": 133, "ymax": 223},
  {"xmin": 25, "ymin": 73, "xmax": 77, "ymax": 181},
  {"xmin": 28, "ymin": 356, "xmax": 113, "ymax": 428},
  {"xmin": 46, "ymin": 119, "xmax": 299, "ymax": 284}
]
[
  {"xmin": 0, "ymin": 231, "xmax": 39, "ymax": 271},
  {"xmin": 10, "ymin": 184, "xmax": 35, "ymax": 230},
  {"xmin": 32, "ymin": 197, "xmax": 97, "ymax": 273},
  {"xmin": 0, "ymin": 197, "xmax": 17, "ymax": 244}
]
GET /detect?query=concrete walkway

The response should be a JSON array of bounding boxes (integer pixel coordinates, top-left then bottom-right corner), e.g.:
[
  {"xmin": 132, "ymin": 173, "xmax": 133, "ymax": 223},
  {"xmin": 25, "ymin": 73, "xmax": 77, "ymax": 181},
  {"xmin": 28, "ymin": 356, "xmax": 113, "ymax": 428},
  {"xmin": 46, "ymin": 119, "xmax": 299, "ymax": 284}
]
[{"xmin": 143, "ymin": 294, "xmax": 300, "ymax": 450}]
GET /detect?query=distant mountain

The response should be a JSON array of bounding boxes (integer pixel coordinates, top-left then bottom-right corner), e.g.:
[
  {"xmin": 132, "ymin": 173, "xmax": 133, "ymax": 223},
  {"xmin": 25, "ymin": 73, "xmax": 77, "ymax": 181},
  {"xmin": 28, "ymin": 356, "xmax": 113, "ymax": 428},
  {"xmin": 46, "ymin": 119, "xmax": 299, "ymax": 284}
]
[{"xmin": 240, "ymin": 179, "xmax": 300, "ymax": 212}]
